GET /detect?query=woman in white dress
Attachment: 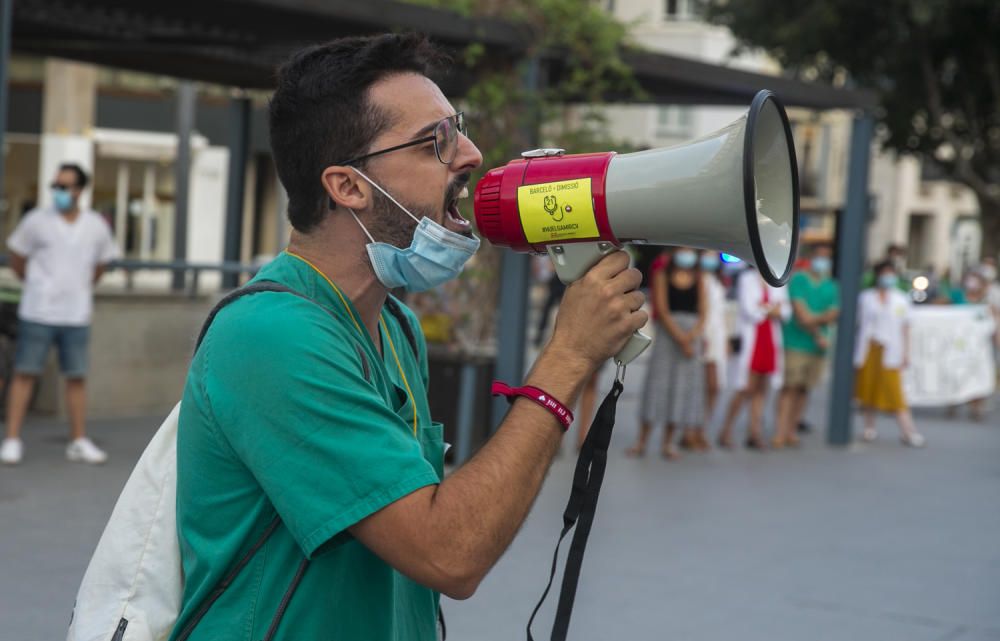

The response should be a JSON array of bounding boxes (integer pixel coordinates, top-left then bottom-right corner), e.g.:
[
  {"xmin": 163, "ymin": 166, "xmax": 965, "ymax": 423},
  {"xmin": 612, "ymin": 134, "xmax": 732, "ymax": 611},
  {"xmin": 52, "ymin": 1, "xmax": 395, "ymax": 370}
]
[
  {"xmin": 717, "ymin": 268, "xmax": 791, "ymax": 449},
  {"xmin": 693, "ymin": 250, "xmax": 727, "ymax": 448}
]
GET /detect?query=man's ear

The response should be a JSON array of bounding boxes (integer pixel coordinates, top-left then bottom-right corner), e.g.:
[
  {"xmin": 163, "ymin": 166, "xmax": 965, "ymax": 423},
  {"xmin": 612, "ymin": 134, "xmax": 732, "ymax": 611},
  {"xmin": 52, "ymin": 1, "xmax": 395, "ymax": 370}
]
[{"xmin": 322, "ymin": 166, "xmax": 369, "ymax": 211}]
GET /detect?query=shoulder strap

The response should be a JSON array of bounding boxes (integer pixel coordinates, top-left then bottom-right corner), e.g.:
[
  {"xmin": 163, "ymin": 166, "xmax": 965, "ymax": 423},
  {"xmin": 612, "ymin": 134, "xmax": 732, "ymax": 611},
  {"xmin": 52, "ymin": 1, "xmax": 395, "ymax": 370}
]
[
  {"xmin": 196, "ymin": 281, "xmax": 301, "ymax": 351},
  {"xmin": 181, "ymin": 280, "xmax": 375, "ymax": 641},
  {"xmin": 383, "ymin": 296, "xmax": 419, "ymax": 361}
]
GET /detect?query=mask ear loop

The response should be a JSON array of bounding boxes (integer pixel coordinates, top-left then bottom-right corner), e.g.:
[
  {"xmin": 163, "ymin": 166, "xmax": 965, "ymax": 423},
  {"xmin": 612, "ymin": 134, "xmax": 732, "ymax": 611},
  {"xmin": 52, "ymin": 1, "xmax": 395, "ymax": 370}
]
[
  {"xmin": 350, "ymin": 167, "xmax": 422, "ymax": 226},
  {"xmin": 347, "ymin": 208, "xmax": 377, "ymax": 244}
]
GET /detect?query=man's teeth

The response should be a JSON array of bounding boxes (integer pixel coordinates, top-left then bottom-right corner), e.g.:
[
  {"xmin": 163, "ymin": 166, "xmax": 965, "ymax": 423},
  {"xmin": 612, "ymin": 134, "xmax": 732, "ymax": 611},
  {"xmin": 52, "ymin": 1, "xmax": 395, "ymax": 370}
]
[{"xmin": 459, "ymin": 186, "xmax": 469, "ymax": 199}]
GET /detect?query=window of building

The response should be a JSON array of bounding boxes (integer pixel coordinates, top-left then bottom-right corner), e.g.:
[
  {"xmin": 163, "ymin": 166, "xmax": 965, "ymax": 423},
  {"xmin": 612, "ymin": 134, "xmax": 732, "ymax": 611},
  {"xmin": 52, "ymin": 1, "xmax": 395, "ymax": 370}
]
[
  {"xmin": 656, "ymin": 106, "xmax": 693, "ymax": 136},
  {"xmin": 664, "ymin": 0, "xmax": 695, "ymax": 20}
]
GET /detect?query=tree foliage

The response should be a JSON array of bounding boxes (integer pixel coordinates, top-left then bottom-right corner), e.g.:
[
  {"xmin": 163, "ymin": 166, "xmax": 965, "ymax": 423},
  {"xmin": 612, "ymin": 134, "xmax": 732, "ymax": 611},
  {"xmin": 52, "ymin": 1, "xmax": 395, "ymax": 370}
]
[{"xmin": 702, "ymin": 0, "xmax": 1000, "ymax": 254}]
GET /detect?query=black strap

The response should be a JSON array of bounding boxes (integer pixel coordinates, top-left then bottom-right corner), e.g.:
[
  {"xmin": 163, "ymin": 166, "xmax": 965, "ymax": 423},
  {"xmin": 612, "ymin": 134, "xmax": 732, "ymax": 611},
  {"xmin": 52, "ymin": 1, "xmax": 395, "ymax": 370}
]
[
  {"xmin": 174, "ymin": 517, "xmax": 282, "ymax": 641},
  {"xmin": 526, "ymin": 379, "xmax": 624, "ymax": 641},
  {"xmin": 179, "ymin": 282, "xmax": 422, "ymax": 640},
  {"xmin": 384, "ymin": 295, "xmax": 419, "ymax": 359}
]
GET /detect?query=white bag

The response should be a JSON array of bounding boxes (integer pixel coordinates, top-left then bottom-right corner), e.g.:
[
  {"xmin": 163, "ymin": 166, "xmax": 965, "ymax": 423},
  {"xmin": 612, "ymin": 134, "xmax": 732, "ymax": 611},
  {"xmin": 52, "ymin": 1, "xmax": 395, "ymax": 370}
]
[
  {"xmin": 67, "ymin": 403, "xmax": 184, "ymax": 641},
  {"xmin": 66, "ymin": 282, "xmax": 308, "ymax": 641},
  {"xmin": 65, "ymin": 282, "xmax": 414, "ymax": 641}
]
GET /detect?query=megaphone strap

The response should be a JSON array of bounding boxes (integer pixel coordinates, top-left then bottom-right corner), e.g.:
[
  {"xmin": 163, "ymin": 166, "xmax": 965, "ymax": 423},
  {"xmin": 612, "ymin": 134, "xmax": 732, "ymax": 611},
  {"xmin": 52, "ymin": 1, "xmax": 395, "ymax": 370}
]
[{"xmin": 527, "ymin": 378, "xmax": 624, "ymax": 641}]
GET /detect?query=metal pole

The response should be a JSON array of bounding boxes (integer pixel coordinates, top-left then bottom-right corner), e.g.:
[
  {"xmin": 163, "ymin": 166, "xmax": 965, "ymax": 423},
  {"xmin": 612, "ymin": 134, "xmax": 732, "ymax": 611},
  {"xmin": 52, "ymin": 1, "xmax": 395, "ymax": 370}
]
[
  {"xmin": 827, "ymin": 113, "xmax": 874, "ymax": 446},
  {"xmin": 222, "ymin": 95, "xmax": 251, "ymax": 288},
  {"xmin": 115, "ymin": 161, "xmax": 129, "ymax": 250},
  {"xmin": 490, "ymin": 56, "xmax": 542, "ymax": 429},
  {"xmin": 141, "ymin": 163, "xmax": 155, "ymax": 260},
  {"xmin": 172, "ymin": 81, "xmax": 195, "ymax": 290},
  {"xmin": 454, "ymin": 361, "xmax": 479, "ymax": 464},
  {"xmin": 0, "ymin": 0, "xmax": 13, "ymax": 203}
]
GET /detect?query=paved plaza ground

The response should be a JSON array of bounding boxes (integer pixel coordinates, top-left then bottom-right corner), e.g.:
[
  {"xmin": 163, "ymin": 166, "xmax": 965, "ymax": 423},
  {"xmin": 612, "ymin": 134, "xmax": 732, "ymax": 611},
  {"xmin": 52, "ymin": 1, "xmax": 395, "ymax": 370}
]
[{"xmin": 1, "ymin": 367, "xmax": 998, "ymax": 641}]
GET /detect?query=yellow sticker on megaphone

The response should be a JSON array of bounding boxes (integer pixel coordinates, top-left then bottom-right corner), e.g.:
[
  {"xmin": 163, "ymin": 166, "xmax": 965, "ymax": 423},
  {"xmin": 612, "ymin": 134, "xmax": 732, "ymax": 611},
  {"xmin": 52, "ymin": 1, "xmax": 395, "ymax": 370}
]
[{"xmin": 517, "ymin": 178, "xmax": 599, "ymax": 243}]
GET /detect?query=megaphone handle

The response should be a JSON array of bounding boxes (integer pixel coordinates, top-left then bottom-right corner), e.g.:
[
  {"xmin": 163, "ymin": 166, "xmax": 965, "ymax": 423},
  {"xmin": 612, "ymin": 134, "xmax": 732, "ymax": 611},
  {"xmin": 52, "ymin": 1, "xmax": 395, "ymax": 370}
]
[
  {"xmin": 546, "ymin": 242, "xmax": 652, "ymax": 366},
  {"xmin": 616, "ymin": 330, "xmax": 652, "ymax": 366}
]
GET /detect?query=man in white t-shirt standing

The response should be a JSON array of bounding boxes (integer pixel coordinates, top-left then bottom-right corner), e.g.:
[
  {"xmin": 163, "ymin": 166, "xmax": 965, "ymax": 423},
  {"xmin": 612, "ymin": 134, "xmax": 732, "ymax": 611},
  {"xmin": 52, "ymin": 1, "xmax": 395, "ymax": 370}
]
[{"xmin": 0, "ymin": 163, "xmax": 119, "ymax": 465}]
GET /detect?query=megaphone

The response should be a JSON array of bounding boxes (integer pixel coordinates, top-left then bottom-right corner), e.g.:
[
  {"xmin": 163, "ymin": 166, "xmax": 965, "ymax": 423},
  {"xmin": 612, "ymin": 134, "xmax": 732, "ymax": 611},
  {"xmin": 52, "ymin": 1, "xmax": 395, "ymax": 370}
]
[{"xmin": 474, "ymin": 89, "xmax": 800, "ymax": 365}]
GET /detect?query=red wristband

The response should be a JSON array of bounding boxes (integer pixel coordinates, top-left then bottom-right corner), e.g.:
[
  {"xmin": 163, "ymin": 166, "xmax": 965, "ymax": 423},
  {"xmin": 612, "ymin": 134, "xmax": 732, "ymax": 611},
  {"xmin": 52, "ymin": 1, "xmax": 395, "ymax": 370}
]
[{"xmin": 491, "ymin": 381, "xmax": 573, "ymax": 431}]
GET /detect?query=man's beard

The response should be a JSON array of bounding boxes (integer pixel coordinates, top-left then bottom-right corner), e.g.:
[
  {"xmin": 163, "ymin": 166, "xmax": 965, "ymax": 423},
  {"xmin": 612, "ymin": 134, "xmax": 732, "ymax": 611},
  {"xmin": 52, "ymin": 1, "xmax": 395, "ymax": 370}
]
[{"xmin": 363, "ymin": 173, "xmax": 474, "ymax": 253}]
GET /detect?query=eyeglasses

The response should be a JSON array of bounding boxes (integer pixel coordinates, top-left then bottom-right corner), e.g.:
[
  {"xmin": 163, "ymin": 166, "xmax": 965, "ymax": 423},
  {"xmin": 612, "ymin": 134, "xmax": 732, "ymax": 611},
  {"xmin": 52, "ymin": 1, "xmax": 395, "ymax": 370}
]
[
  {"xmin": 50, "ymin": 183, "xmax": 77, "ymax": 191},
  {"xmin": 339, "ymin": 112, "xmax": 466, "ymax": 166}
]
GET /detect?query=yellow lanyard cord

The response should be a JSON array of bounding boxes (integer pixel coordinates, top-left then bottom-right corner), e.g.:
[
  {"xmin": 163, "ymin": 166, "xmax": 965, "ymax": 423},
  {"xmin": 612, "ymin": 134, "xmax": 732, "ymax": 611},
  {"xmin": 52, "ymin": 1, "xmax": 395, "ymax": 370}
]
[
  {"xmin": 379, "ymin": 316, "xmax": 418, "ymax": 436},
  {"xmin": 284, "ymin": 250, "xmax": 418, "ymax": 436}
]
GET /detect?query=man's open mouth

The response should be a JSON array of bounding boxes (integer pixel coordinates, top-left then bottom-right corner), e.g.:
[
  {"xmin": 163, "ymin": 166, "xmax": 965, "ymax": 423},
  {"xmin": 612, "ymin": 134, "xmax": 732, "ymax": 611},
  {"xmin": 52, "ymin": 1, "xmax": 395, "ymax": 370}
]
[{"xmin": 444, "ymin": 185, "xmax": 471, "ymax": 232}]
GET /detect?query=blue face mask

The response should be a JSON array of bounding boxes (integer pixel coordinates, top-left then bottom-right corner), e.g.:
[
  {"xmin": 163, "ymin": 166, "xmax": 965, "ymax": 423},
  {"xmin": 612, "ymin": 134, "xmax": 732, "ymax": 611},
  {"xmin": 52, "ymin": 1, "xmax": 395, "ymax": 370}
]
[
  {"xmin": 349, "ymin": 168, "xmax": 480, "ymax": 292},
  {"xmin": 674, "ymin": 251, "xmax": 697, "ymax": 269},
  {"xmin": 52, "ymin": 188, "xmax": 74, "ymax": 212},
  {"xmin": 877, "ymin": 273, "xmax": 898, "ymax": 289},
  {"xmin": 811, "ymin": 256, "xmax": 832, "ymax": 276},
  {"xmin": 700, "ymin": 254, "xmax": 720, "ymax": 271}
]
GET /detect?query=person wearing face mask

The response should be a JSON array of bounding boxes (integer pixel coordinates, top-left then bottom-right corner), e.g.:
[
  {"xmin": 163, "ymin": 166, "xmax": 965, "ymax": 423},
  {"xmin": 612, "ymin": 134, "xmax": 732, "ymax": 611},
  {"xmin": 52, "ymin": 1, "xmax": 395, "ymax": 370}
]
[
  {"xmin": 169, "ymin": 35, "xmax": 647, "ymax": 641},
  {"xmin": 981, "ymin": 258, "xmax": 1000, "ymax": 389},
  {"xmin": 772, "ymin": 242, "xmax": 839, "ymax": 448},
  {"xmin": 717, "ymin": 266, "xmax": 791, "ymax": 450},
  {"xmin": 699, "ymin": 250, "xmax": 728, "ymax": 440},
  {"xmin": 627, "ymin": 247, "xmax": 707, "ymax": 459},
  {"xmin": 0, "ymin": 163, "xmax": 119, "ymax": 466},
  {"xmin": 854, "ymin": 260, "xmax": 925, "ymax": 446}
]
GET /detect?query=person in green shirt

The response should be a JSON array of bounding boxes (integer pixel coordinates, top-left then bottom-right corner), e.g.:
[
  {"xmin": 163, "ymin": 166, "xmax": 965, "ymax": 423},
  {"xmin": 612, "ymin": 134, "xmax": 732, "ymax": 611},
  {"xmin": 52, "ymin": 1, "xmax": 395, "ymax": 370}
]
[
  {"xmin": 772, "ymin": 242, "xmax": 840, "ymax": 447},
  {"xmin": 171, "ymin": 34, "xmax": 648, "ymax": 641}
]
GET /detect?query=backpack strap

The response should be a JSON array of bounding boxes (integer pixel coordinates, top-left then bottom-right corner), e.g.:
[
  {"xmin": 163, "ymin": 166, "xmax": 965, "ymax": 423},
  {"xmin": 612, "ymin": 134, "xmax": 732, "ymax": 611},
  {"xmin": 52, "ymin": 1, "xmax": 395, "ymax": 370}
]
[
  {"xmin": 383, "ymin": 295, "xmax": 419, "ymax": 361},
  {"xmin": 181, "ymin": 280, "xmax": 372, "ymax": 641}
]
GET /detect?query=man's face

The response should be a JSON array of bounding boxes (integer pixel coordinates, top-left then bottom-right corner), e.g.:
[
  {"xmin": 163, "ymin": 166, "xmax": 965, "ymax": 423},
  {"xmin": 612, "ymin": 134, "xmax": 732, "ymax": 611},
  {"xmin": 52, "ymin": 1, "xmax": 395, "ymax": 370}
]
[
  {"xmin": 52, "ymin": 169, "xmax": 82, "ymax": 207},
  {"xmin": 359, "ymin": 73, "xmax": 483, "ymax": 248}
]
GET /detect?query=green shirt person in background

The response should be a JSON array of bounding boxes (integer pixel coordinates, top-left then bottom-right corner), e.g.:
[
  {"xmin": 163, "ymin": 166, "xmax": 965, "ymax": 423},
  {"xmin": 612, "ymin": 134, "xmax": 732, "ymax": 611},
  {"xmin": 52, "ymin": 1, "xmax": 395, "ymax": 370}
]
[
  {"xmin": 772, "ymin": 242, "xmax": 839, "ymax": 447},
  {"xmin": 170, "ymin": 34, "xmax": 649, "ymax": 641}
]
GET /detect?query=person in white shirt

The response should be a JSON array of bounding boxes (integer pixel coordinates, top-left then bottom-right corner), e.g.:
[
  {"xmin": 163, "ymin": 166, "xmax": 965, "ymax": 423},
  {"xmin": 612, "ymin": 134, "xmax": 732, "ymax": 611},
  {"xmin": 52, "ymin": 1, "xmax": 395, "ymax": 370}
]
[
  {"xmin": 853, "ymin": 260, "xmax": 925, "ymax": 447},
  {"xmin": 716, "ymin": 267, "xmax": 791, "ymax": 450},
  {"xmin": 699, "ymin": 250, "xmax": 728, "ymax": 443},
  {"xmin": 0, "ymin": 164, "xmax": 119, "ymax": 465}
]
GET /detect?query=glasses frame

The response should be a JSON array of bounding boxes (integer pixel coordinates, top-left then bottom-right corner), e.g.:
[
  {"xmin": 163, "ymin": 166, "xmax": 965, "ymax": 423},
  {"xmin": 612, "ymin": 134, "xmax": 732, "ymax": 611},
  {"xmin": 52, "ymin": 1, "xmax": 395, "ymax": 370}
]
[{"xmin": 338, "ymin": 112, "xmax": 466, "ymax": 166}]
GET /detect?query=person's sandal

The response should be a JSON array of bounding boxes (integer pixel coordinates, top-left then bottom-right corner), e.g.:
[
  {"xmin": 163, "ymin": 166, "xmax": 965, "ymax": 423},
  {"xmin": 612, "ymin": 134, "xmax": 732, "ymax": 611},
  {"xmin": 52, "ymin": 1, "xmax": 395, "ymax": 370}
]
[
  {"xmin": 625, "ymin": 443, "xmax": 647, "ymax": 458},
  {"xmin": 861, "ymin": 428, "xmax": 877, "ymax": 442},
  {"xmin": 661, "ymin": 444, "xmax": 681, "ymax": 460},
  {"xmin": 716, "ymin": 435, "xmax": 735, "ymax": 450},
  {"xmin": 745, "ymin": 436, "xmax": 766, "ymax": 451},
  {"xmin": 901, "ymin": 432, "xmax": 926, "ymax": 448}
]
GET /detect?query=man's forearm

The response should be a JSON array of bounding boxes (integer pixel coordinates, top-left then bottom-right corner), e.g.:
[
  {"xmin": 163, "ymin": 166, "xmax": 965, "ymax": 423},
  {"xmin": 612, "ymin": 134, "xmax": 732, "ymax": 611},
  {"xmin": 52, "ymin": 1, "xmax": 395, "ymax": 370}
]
[{"xmin": 427, "ymin": 347, "xmax": 591, "ymax": 587}]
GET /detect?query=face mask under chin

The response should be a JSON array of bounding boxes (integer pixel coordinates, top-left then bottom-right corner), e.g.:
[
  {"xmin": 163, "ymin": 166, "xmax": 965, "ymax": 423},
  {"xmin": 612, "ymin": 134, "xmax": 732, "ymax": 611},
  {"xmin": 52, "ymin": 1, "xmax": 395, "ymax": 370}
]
[{"xmin": 347, "ymin": 168, "xmax": 480, "ymax": 292}]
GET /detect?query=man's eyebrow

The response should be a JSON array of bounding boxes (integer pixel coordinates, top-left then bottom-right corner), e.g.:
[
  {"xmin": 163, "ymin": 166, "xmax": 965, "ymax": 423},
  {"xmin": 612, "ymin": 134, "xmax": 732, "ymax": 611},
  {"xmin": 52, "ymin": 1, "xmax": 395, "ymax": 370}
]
[{"xmin": 411, "ymin": 119, "xmax": 441, "ymax": 138}]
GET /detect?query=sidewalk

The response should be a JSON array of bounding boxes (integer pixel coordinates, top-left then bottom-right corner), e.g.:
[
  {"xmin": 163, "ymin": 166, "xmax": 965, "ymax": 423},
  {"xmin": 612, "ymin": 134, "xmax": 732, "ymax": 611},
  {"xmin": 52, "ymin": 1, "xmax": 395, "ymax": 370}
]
[{"xmin": 2, "ymin": 376, "xmax": 998, "ymax": 641}]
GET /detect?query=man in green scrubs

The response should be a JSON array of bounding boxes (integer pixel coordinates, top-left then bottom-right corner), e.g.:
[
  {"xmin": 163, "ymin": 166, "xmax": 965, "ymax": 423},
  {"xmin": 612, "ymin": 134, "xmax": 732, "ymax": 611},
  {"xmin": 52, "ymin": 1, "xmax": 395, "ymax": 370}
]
[{"xmin": 171, "ymin": 34, "xmax": 648, "ymax": 641}]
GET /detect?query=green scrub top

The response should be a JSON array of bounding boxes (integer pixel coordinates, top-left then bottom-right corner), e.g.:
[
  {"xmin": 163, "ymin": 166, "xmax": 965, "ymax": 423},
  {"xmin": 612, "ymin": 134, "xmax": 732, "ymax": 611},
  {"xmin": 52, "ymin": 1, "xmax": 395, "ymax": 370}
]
[
  {"xmin": 171, "ymin": 252, "xmax": 444, "ymax": 641},
  {"xmin": 783, "ymin": 270, "xmax": 840, "ymax": 355}
]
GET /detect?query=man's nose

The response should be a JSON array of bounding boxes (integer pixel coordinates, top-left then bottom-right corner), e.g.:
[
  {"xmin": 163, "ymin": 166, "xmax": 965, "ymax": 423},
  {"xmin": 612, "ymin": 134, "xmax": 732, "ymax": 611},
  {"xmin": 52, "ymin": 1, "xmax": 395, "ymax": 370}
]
[{"xmin": 452, "ymin": 132, "xmax": 483, "ymax": 174}]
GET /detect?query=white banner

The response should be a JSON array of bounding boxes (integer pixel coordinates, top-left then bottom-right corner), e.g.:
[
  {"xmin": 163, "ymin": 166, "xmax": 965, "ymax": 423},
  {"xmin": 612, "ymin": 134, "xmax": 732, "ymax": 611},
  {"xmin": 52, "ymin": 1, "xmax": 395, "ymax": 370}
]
[{"xmin": 904, "ymin": 305, "xmax": 997, "ymax": 407}]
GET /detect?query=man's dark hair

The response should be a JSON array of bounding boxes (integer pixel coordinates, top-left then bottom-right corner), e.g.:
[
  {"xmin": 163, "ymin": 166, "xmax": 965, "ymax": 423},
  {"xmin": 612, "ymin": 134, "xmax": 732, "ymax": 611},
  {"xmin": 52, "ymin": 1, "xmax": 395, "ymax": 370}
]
[
  {"xmin": 269, "ymin": 33, "xmax": 448, "ymax": 233},
  {"xmin": 873, "ymin": 259, "xmax": 895, "ymax": 276},
  {"xmin": 810, "ymin": 240, "xmax": 834, "ymax": 255},
  {"xmin": 886, "ymin": 243, "xmax": 905, "ymax": 256},
  {"xmin": 59, "ymin": 163, "xmax": 89, "ymax": 189}
]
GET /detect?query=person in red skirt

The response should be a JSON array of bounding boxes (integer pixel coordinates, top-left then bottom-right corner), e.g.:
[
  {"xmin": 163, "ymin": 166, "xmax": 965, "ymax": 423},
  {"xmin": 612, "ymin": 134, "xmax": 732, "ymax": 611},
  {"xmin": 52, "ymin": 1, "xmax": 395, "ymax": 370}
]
[{"xmin": 717, "ymin": 267, "xmax": 790, "ymax": 449}]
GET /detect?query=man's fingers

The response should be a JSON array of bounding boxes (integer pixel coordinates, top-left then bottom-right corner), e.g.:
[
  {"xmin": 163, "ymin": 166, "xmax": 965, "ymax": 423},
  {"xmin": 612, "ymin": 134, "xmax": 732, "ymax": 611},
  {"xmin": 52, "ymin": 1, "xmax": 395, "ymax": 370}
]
[
  {"xmin": 625, "ymin": 291, "xmax": 645, "ymax": 312},
  {"xmin": 587, "ymin": 251, "xmax": 631, "ymax": 280},
  {"xmin": 605, "ymin": 266, "xmax": 643, "ymax": 295}
]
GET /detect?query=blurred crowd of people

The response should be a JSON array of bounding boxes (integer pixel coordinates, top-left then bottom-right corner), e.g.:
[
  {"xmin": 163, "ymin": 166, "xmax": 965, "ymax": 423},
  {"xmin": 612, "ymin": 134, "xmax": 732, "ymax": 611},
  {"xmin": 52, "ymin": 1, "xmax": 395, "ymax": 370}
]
[{"xmin": 533, "ymin": 241, "xmax": 1000, "ymax": 458}]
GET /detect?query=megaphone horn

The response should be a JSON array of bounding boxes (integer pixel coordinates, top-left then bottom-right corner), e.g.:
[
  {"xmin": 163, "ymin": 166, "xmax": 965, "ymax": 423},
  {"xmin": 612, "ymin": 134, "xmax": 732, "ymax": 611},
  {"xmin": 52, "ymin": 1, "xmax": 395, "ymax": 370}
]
[{"xmin": 474, "ymin": 89, "xmax": 800, "ymax": 364}]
